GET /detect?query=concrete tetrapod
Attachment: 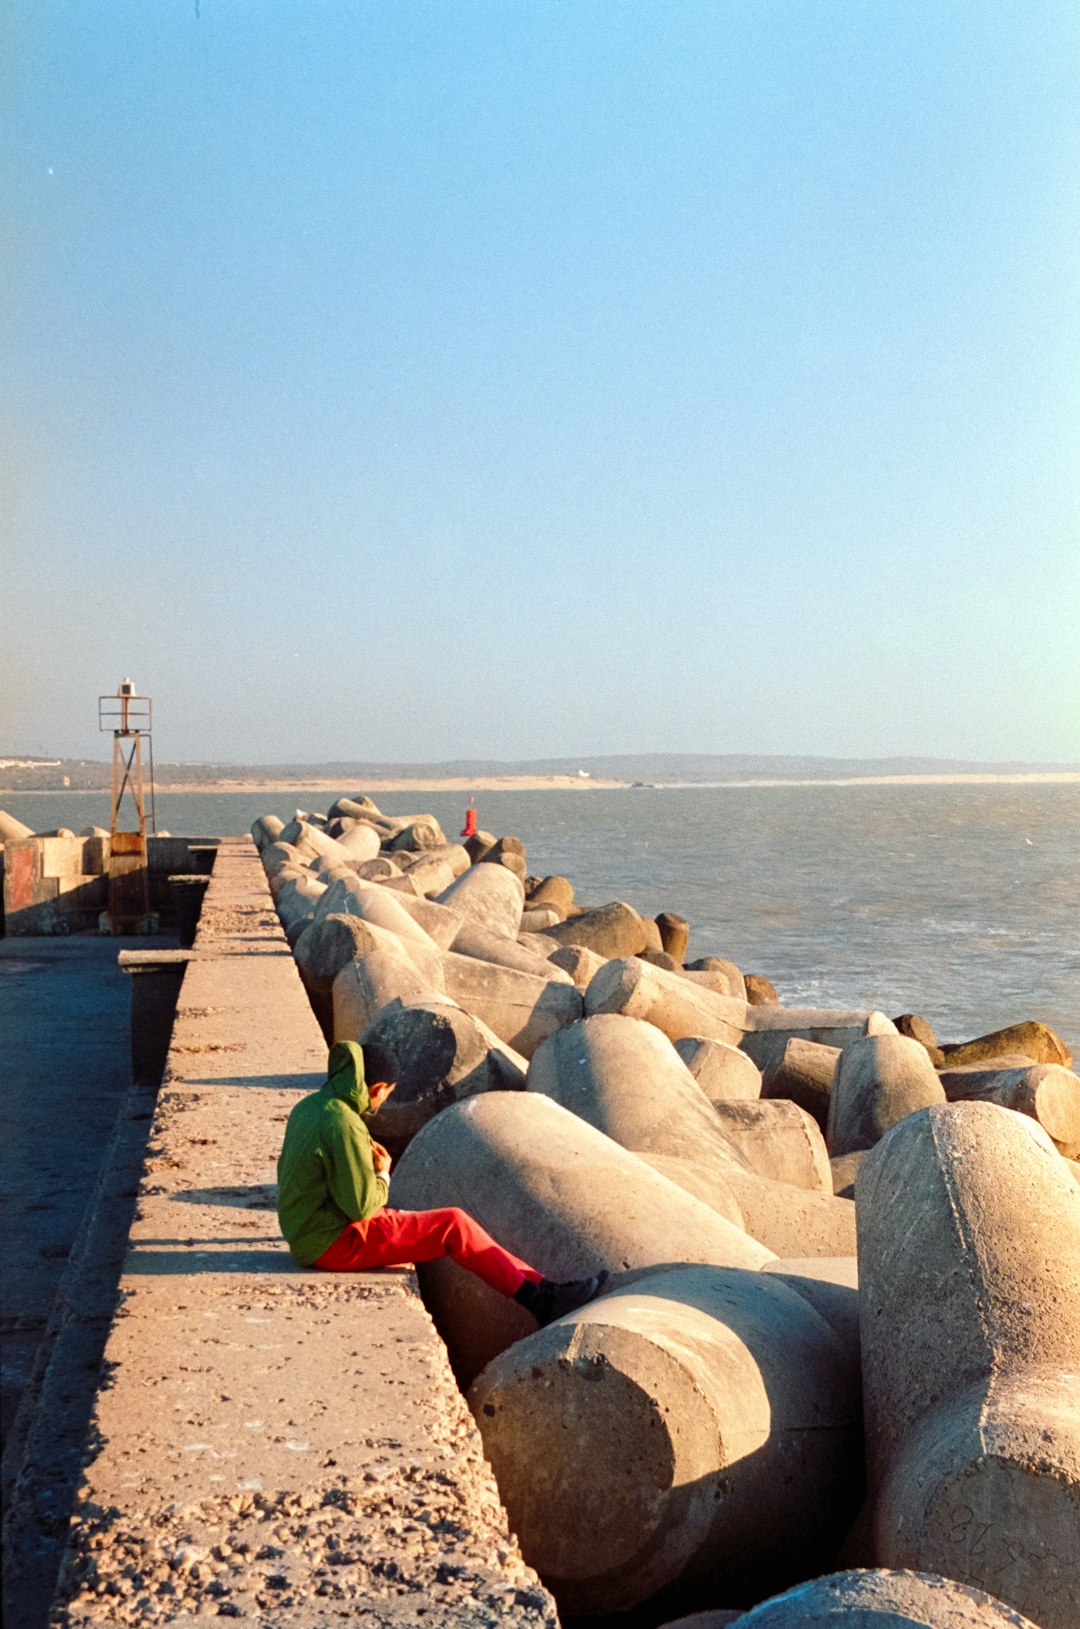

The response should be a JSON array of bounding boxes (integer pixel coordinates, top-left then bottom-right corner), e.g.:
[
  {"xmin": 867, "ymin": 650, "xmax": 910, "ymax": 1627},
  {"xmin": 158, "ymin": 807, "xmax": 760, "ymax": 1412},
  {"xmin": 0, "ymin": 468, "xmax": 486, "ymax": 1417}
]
[
  {"xmin": 702, "ymin": 1568, "xmax": 1044, "ymax": 1627},
  {"xmin": 436, "ymin": 862, "xmax": 525, "ymax": 938},
  {"xmin": 469, "ymin": 1264, "xmax": 862, "ymax": 1616},
  {"xmin": 585, "ymin": 957, "xmax": 746, "ymax": 1046},
  {"xmin": 827, "ymin": 1034, "xmax": 945, "ymax": 1158},
  {"xmin": 327, "ymin": 794, "xmax": 383, "ymax": 820},
  {"xmin": 357, "ymin": 997, "xmax": 526, "ymax": 1152},
  {"xmin": 760, "ymin": 1256, "xmax": 860, "ymax": 1358},
  {"xmin": 0, "ymin": 809, "xmax": 35, "ymax": 842},
  {"xmin": 278, "ymin": 818, "xmax": 360, "ymax": 869},
  {"xmin": 449, "ymin": 919, "xmax": 576, "ymax": 983},
  {"xmin": 332, "ymin": 820, "xmax": 382, "ymax": 862},
  {"xmin": 250, "ymin": 813, "xmax": 284, "ymax": 851},
  {"xmin": 271, "ymin": 871, "xmax": 327, "ymax": 932},
  {"xmin": 762, "ymin": 1038, "xmax": 840, "ymax": 1133},
  {"xmin": 676, "ymin": 1036, "xmax": 764, "ymax": 1102},
  {"xmin": 393, "ymin": 854, "xmax": 456, "ymax": 896},
  {"xmin": 528, "ymin": 1015, "xmax": 856, "ymax": 1256},
  {"xmin": 686, "ymin": 956, "xmax": 748, "ymax": 1000},
  {"xmin": 293, "ymin": 913, "xmax": 391, "ymax": 1038},
  {"xmin": 391, "ymin": 1092, "xmax": 773, "ymax": 1387},
  {"xmin": 739, "ymin": 1009, "xmax": 898, "ymax": 1076},
  {"xmin": 260, "ymin": 839, "xmax": 309, "ymax": 881},
  {"xmin": 331, "ymin": 946, "xmax": 445, "ymax": 1042},
  {"xmin": 710, "ymin": 1099, "xmax": 831, "ymax": 1190},
  {"xmin": 311, "ymin": 872, "xmax": 442, "ymax": 947},
  {"xmin": 938, "ymin": 1060, "xmax": 1080, "ymax": 1157},
  {"xmin": 387, "ymin": 815, "xmax": 446, "ymax": 851},
  {"xmin": 438, "ymin": 952, "xmax": 582, "ymax": 1059},
  {"xmin": 545, "ymin": 942, "xmax": 609, "ymax": 991},
  {"xmin": 540, "ymin": 901, "xmax": 653, "ymax": 958},
  {"xmin": 938, "ymin": 1020, "xmax": 1072, "ymax": 1069},
  {"xmin": 856, "ymin": 1102, "xmax": 1080, "ymax": 1629},
  {"xmin": 378, "ymin": 889, "xmax": 463, "ymax": 949}
]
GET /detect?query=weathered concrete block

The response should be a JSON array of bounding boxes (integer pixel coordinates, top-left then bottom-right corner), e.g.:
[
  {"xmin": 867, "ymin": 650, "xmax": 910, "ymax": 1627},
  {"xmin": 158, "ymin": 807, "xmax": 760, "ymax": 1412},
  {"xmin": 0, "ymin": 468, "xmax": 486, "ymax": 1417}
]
[
  {"xmin": 294, "ymin": 913, "xmax": 443, "ymax": 1038},
  {"xmin": 260, "ymin": 840, "xmax": 307, "ymax": 880},
  {"xmin": 857, "ymin": 1103, "xmax": 1080, "ymax": 1628},
  {"xmin": 827, "ymin": 1033, "xmax": 945, "ymax": 1158},
  {"xmin": 744, "ymin": 973, "xmax": 780, "ymax": 1005},
  {"xmin": 710, "ymin": 1099, "xmax": 831, "ymax": 1191},
  {"xmin": 279, "ymin": 818, "xmax": 358, "ymax": 869},
  {"xmin": 760, "ymin": 1255, "xmax": 860, "ymax": 1357},
  {"xmin": 585, "ymin": 956, "xmax": 746, "ymax": 1047},
  {"xmin": 250, "ymin": 814, "xmax": 284, "ymax": 851},
  {"xmin": 646, "ymin": 1152, "xmax": 857, "ymax": 1258},
  {"xmin": 450, "ymin": 920, "xmax": 573, "ymax": 983},
  {"xmin": 384, "ymin": 889, "xmax": 463, "ymax": 948},
  {"xmin": 762, "ymin": 1036, "xmax": 840, "ymax": 1133},
  {"xmin": 272, "ymin": 870, "xmax": 328, "ymax": 929},
  {"xmin": 327, "ymin": 794, "xmax": 384, "ymax": 820},
  {"xmin": 388, "ymin": 816, "xmax": 447, "ymax": 852},
  {"xmin": 478, "ymin": 836, "xmax": 527, "ymax": 880},
  {"xmin": 939, "ymin": 1062, "xmax": 1080, "ymax": 1157},
  {"xmin": 540, "ymin": 900, "xmax": 652, "ymax": 959},
  {"xmin": 333, "ymin": 821, "xmax": 382, "ymax": 863},
  {"xmin": 675, "ymin": 1035, "xmax": 763, "ymax": 1102},
  {"xmin": 520, "ymin": 906, "xmax": 561, "ymax": 931},
  {"xmin": 740, "ymin": 1008, "xmax": 898, "ymax": 1075},
  {"xmin": 464, "ymin": 829, "xmax": 497, "ymax": 862},
  {"xmin": 894, "ymin": 1011, "xmax": 939, "ymax": 1050},
  {"xmin": 350, "ymin": 855, "xmax": 401, "ymax": 881},
  {"xmin": 719, "ymin": 1568, "xmax": 1044, "ymax": 1626},
  {"xmin": 939, "ymin": 1020, "xmax": 1072, "ymax": 1069},
  {"xmin": 469, "ymin": 1264, "xmax": 861, "ymax": 1615},
  {"xmin": 331, "ymin": 945, "xmax": 445, "ymax": 1042},
  {"xmin": 683, "ymin": 956, "xmax": 748, "ymax": 1000},
  {"xmin": 830, "ymin": 1150, "xmax": 865, "ymax": 1198},
  {"xmin": 440, "ymin": 952, "xmax": 583, "ymax": 1058},
  {"xmin": 358, "ymin": 997, "xmax": 526, "ymax": 1151},
  {"xmin": 0, "ymin": 809, "xmax": 34, "ymax": 842},
  {"xmin": 391, "ymin": 1092, "xmax": 773, "ymax": 1386},
  {"xmin": 525, "ymin": 875, "xmax": 574, "ymax": 918},
  {"xmin": 312, "ymin": 872, "xmax": 439, "ymax": 948},
  {"xmin": 546, "ymin": 942, "xmax": 609, "ymax": 992},
  {"xmin": 436, "ymin": 862, "xmax": 525, "ymax": 939},
  {"xmin": 400, "ymin": 841, "xmax": 470, "ymax": 878},
  {"xmin": 655, "ymin": 910, "xmax": 689, "ymax": 962},
  {"xmin": 528, "ymin": 1015, "xmax": 856, "ymax": 1257},
  {"xmin": 527, "ymin": 1014, "xmax": 744, "ymax": 1181}
]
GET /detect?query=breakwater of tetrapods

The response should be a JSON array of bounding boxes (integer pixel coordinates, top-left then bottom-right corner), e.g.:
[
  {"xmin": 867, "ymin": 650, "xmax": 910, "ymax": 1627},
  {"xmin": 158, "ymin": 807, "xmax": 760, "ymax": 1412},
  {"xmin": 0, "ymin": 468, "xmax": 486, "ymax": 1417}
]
[{"xmin": 250, "ymin": 793, "xmax": 1080, "ymax": 1628}]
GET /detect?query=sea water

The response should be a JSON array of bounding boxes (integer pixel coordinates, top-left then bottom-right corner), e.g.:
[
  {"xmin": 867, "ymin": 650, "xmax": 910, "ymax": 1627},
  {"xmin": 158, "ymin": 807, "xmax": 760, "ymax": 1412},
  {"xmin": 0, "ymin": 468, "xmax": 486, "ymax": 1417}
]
[{"xmin": 5, "ymin": 781, "xmax": 1078, "ymax": 1046}]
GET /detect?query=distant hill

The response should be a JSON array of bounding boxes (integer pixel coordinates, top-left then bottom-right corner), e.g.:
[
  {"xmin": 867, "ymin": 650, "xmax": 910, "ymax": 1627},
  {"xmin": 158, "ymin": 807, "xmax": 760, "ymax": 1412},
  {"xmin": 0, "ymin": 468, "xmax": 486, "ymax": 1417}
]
[{"xmin": 2, "ymin": 752, "xmax": 1077, "ymax": 791}]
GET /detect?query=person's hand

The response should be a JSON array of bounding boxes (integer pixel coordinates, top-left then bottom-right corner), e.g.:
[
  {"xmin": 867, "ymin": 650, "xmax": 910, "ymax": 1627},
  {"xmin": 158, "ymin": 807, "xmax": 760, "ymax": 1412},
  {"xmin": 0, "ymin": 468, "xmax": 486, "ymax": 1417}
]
[{"xmin": 371, "ymin": 1140, "xmax": 392, "ymax": 1175}]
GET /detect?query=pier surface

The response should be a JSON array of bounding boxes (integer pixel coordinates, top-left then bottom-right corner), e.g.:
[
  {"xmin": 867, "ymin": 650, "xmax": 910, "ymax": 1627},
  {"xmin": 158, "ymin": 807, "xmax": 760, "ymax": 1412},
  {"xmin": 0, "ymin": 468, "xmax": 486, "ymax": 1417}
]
[{"xmin": 27, "ymin": 839, "xmax": 554, "ymax": 1628}]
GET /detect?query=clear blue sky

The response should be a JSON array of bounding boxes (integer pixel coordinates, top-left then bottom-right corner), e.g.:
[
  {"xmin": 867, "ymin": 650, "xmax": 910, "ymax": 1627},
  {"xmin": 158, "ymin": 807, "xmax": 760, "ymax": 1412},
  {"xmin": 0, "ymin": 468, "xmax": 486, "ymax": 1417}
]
[{"xmin": 3, "ymin": 1, "xmax": 1078, "ymax": 764}]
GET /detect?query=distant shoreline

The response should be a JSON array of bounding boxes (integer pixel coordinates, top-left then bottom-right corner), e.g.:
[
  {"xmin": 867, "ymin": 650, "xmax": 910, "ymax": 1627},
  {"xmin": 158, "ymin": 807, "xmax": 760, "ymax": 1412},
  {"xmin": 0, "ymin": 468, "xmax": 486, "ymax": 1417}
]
[{"xmin": 3, "ymin": 771, "xmax": 1078, "ymax": 796}]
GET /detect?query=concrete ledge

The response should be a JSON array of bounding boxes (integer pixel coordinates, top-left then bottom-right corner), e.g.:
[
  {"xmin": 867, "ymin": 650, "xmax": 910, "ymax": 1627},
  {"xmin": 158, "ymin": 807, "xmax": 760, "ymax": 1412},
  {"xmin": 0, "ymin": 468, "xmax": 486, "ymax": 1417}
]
[{"xmin": 50, "ymin": 839, "xmax": 557, "ymax": 1628}]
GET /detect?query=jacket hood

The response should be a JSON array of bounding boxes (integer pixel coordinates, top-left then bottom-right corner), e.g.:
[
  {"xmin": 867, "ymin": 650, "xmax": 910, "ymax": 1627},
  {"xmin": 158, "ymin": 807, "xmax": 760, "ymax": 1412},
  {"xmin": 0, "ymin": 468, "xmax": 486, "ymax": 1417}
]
[{"xmin": 325, "ymin": 1040, "xmax": 370, "ymax": 1115}]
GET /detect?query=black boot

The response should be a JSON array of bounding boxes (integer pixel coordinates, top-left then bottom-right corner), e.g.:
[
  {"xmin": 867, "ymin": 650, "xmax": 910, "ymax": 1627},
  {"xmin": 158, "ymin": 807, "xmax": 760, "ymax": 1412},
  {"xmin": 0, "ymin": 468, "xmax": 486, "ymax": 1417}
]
[{"xmin": 514, "ymin": 1270, "xmax": 610, "ymax": 1329}]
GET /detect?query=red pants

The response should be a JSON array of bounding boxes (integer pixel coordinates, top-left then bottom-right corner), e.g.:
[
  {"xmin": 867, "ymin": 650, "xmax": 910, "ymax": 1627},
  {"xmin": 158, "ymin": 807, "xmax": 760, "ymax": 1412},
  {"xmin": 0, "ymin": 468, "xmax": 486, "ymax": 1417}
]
[{"xmin": 314, "ymin": 1207, "xmax": 542, "ymax": 1299}]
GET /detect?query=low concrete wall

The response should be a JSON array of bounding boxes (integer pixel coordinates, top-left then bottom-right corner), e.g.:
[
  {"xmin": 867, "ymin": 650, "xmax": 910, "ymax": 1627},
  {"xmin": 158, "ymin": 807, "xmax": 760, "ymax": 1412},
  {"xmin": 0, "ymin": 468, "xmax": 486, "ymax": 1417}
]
[
  {"xmin": 47, "ymin": 839, "xmax": 556, "ymax": 1629},
  {"xmin": 2, "ymin": 836, "xmax": 216, "ymax": 936}
]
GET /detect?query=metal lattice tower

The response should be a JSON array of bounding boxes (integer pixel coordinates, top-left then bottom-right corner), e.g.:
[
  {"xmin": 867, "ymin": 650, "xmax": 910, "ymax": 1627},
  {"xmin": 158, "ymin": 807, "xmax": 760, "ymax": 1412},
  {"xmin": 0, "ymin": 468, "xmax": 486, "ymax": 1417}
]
[{"xmin": 98, "ymin": 678, "xmax": 157, "ymax": 933}]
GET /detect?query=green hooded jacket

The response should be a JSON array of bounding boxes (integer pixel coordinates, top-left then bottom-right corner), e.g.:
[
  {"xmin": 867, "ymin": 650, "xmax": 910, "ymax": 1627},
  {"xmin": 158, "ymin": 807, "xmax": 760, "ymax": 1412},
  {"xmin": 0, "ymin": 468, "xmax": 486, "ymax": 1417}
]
[{"xmin": 276, "ymin": 1040, "xmax": 389, "ymax": 1266}]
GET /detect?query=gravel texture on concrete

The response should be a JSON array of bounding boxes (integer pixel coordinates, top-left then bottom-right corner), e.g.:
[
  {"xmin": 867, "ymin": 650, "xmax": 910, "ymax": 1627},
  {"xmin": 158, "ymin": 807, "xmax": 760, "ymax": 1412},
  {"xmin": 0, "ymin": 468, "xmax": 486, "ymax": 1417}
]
[{"xmin": 48, "ymin": 839, "xmax": 557, "ymax": 1629}]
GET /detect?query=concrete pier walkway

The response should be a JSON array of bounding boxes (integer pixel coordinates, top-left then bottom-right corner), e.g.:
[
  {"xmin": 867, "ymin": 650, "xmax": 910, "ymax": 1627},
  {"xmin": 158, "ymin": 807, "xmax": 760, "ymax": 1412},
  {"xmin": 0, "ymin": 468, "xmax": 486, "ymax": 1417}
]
[{"xmin": 45, "ymin": 840, "xmax": 557, "ymax": 1628}]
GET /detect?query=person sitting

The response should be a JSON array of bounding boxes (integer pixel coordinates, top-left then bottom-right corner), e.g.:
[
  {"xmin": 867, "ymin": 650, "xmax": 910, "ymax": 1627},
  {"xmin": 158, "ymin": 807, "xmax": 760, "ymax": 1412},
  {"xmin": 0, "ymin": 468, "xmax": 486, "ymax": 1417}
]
[{"xmin": 276, "ymin": 1038, "xmax": 607, "ymax": 1327}]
